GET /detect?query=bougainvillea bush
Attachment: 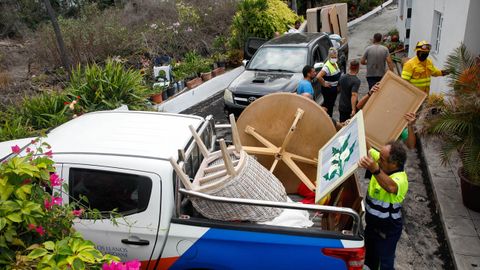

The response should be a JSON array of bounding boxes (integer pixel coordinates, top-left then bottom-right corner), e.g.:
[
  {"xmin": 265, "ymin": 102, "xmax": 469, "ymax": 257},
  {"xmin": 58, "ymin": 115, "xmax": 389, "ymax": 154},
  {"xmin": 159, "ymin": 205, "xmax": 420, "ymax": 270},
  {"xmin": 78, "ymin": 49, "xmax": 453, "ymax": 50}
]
[{"xmin": 0, "ymin": 139, "xmax": 140, "ymax": 269}]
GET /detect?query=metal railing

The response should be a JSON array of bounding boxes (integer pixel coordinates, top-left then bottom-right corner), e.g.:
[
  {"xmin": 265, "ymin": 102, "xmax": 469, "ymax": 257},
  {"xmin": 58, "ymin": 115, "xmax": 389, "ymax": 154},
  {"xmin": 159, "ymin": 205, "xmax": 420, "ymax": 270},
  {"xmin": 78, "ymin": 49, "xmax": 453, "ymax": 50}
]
[{"xmin": 179, "ymin": 188, "xmax": 361, "ymax": 236}]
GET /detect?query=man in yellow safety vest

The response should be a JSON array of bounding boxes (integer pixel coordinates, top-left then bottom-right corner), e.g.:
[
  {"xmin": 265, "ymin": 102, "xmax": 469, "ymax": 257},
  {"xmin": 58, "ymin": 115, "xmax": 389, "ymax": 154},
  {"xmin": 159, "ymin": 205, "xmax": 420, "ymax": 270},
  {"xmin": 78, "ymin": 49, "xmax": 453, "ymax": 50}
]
[
  {"xmin": 401, "ymin": 40, "xmax": 449, "ymax": 95},
  {"xmin": 358, "ymin": 141, "xmax": 408, "ymax": 270}
]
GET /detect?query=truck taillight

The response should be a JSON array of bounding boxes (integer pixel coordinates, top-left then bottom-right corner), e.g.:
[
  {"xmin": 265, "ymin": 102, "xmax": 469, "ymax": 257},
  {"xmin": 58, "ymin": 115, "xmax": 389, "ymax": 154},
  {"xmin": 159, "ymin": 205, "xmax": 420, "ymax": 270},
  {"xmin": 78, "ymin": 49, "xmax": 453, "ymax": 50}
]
[{"xmin": 322, "ymin": 247, "xmax": 365, "ymax": 270}]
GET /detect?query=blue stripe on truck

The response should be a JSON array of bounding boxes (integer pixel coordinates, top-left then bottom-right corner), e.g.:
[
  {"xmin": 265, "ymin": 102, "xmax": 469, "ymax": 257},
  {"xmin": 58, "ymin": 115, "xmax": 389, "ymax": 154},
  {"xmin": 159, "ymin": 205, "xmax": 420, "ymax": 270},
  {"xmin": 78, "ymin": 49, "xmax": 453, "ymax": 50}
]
[{"xmin": 170, "ymin": 228, "xmax": 348, "ymax": 270}]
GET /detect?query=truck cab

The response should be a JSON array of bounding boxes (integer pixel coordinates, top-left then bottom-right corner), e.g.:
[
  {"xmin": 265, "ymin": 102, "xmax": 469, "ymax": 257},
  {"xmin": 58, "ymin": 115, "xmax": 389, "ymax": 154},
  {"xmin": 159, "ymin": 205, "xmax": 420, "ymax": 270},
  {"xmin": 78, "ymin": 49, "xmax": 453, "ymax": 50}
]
[
  {"xmin": 224, "ymin": 33, "xmax": 349, "ymax": 116},
  {"xmin": 0, "ymin": 110, "xmax": 364, "ymax": 269}
]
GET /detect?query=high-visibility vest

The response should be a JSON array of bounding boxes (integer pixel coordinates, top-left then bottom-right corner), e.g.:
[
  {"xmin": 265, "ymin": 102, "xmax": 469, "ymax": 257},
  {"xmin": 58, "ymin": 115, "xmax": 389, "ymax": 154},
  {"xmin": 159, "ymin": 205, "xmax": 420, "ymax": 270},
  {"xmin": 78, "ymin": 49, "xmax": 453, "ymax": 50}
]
[
  {"xmin": 401, "ymin": 56, "xmax": 442, "ymax": 95},
  {"xmin": 323, "ymin": 60, "xmax": 342, "ymax": 87},
  {"xmin": 365, "ymin": 149, "xmax": 408, "ymax": 221}
]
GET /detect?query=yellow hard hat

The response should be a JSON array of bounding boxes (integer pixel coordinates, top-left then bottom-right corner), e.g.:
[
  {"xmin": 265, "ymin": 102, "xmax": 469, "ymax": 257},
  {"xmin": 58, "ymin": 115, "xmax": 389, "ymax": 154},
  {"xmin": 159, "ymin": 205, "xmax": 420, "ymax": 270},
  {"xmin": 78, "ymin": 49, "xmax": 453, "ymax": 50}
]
[{"xmin": 415, "ymin": 40, "xmax": 432, "ymax": 52}]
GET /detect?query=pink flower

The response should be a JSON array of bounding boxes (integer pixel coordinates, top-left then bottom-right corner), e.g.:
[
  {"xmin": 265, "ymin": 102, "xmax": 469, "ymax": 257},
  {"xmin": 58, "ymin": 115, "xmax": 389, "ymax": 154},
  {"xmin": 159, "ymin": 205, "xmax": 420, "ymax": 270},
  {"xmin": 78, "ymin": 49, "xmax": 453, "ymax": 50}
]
[
  {"xmin": 49, "ymin": 173, "xmax": 62, "ymax": 187},
  {"xmin": 31, "ymin": 139, "xmax": 38, "ymax": 144},
  {"xmin": 72, "ymin": 209, "xmax": 84, "ymax": 217},
  {"xmin": 44, "ymin": 197, "xmax": 62, "ymax": 209},
  {"xmin": 11, "ymin": 145, "xmax": 21, "ymax": 154},
  {"xmin": 28, "ymin": 224, "xmax": 36, "ymax": 230},
  {"xmin": 103, "ymin": 262, "xmax": 126, "ymax": 270},
  {"xmin": 125, "ymin": 259, "xmax": 141, "ymax": 270},
  {"xmin": 44, "ymin": 150, "xmax": 53, "ymax": 157},
  {"xmin": 52, "ymin": 197, "xmax": 62, "ymax": 206},
  {"xmin": 35, "ymin": 225, "xmax": 45, "ymax": 236},
  {"xmin": 44, "ymin": 199, "xmax": 53, "ymax": 209},
  {"xmin": 26, "ymin": 147, "xmax": 31, "ymax": 153}
]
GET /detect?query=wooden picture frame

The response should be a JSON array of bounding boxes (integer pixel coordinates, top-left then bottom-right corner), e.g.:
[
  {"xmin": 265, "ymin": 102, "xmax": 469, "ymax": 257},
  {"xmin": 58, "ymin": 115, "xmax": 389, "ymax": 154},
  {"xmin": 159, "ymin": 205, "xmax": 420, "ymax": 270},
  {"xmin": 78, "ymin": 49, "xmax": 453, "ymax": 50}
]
[
  {"xmin": 362, "ymin": 71, "xmax": 427, "ymax": 150},
  {"xmin": 315, "ymin": 111, "xmax": 367, "ymax": 203}
]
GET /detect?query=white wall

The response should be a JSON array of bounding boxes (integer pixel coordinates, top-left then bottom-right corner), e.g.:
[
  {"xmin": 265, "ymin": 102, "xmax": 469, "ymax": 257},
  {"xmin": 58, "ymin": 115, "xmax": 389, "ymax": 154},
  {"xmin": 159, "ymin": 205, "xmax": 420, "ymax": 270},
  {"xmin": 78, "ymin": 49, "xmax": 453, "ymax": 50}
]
[
  {"xmin": 395, "ymin": 0, "xmax": 407, "ymax": 41},
  {"xmin": 408, "ymin": 0, "xmax": 471, "ymax": 93},
  {"xmin": 463, "ymin": 0, "xmax": 480, "ymax": 57}
]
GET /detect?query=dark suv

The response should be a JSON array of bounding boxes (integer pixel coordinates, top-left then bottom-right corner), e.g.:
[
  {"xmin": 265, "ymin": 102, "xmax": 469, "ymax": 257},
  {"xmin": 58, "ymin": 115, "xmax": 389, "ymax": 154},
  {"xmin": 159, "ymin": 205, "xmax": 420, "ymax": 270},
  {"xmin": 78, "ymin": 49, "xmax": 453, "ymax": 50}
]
[{"xmin": 223, "ymin": 32, "xmax": 348, "ymax": 116}]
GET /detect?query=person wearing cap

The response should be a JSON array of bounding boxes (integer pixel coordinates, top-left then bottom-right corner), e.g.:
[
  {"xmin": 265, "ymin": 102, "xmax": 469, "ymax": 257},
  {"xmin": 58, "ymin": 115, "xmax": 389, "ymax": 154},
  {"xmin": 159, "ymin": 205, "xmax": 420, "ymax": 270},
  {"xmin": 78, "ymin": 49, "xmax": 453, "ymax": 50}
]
[
  {"xmin": 316, "ymin": 47, "xmax": 342, "ymax": 117},
  {"xmin": 401, "ymin": 41, "xmax": 449, "ymax": 95}
]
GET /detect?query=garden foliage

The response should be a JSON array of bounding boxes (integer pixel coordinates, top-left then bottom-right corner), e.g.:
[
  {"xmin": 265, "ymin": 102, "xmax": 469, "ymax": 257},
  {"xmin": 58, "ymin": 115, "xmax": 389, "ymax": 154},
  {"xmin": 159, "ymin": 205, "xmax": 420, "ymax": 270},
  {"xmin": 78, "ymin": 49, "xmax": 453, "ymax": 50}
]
[
  {"xmin": 422, "ymin": 44, "xmax": 480, "ymax": 183},
  {"xmin": 229, "ymin": 0, "xmax": 301, "ymax": 49},
  {"xmin": 0, "ymin": 140, "xmax": 122, "ymax": 269},
  {"xmin": 0, "ymin": 59, "xmax": 149, "ymax": 142}
]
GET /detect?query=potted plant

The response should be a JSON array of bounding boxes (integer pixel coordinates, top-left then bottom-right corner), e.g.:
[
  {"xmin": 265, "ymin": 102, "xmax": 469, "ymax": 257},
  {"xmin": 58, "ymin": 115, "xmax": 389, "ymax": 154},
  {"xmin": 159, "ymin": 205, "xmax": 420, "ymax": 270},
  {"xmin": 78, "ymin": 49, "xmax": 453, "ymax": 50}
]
[
  {"xmin": 150, "ymin": 85, "xmax": 164, "ymax": 104},
  {"xmin": 422, "ymin": 44, "xmax": 480, "ymax": 211},
  {"xmin": 213, "ymin": 52, "xmax": 227, "ymax": 68},
  {"xmin": 198, "ymin": 58, "xmax": 213, "ymax": 82}
]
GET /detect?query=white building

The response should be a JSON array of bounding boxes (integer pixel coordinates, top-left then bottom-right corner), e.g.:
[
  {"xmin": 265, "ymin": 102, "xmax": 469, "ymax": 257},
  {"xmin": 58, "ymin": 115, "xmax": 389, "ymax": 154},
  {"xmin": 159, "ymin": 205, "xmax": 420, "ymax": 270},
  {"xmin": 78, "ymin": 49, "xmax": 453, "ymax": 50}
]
[{"xmin": 396, "ymin": 0, "xmax": 480, "ymax": 93}]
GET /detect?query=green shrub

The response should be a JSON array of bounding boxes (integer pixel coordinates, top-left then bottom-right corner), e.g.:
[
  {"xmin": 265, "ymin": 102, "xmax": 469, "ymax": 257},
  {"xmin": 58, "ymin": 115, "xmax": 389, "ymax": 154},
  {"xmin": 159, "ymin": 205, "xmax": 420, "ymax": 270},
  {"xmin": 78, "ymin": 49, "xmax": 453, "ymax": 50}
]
[
  {"xmin": 0, "ymin": 140, "xmax": 122, "ymax": 268},
  {"xmin": 67, "ymin": 59, "xmax": 149, "ymax": 111},
  {"xmin": 18, "ymin": 92, "xmax": 69, "ymax": 131},
  {"xmin": 0, "ymin": 113, "xmax": 35, "ymax": 142},
  {"xmin": 423, "ymin": 44, "xmax": 480, "ymax": 183},
  {"xmin": 229, "ymin": 0, "xmax": 301, "ymax": 49}
]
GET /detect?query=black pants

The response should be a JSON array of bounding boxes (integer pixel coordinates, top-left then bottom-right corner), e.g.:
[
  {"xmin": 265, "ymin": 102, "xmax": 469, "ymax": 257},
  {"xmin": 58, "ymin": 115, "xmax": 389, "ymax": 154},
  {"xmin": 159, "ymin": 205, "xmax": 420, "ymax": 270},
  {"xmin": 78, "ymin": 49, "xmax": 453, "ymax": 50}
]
[
  {"xmin": 364, "ymin": 213, "xmax": 403, "ymax": 270},
  {"xmin": 339, "ymin": 110, "xmax": 351, "ymax": 122},
  {"xmin": 367, "ymin": 76, "xmax": 383, "ymax": 90},
  {"xmin": 322, "ymin": 86, "xmax": 338, "ymax": 117}
]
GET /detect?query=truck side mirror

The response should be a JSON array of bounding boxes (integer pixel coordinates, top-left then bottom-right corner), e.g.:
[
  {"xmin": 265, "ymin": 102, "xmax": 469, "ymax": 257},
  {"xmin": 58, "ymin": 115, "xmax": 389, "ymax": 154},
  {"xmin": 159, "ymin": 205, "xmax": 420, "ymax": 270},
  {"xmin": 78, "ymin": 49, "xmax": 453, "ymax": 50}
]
[{"xmin": 242, "ymin": 60, "xmax": 249, "ymax": 67}]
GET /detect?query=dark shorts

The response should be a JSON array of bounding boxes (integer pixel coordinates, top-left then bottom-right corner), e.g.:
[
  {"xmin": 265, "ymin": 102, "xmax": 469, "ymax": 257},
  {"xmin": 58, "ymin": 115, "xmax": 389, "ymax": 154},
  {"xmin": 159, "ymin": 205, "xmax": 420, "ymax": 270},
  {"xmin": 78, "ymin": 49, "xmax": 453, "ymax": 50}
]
[{"xmin": 367, "ymin": 76, "xmax": 383, "ymax": 90}]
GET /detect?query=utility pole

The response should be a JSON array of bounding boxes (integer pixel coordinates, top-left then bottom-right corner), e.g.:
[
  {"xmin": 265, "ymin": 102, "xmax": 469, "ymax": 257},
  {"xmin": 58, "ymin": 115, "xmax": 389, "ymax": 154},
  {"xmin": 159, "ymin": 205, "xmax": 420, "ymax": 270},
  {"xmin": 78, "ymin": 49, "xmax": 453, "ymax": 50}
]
[
  {"xmin": 43, "ymin": 0, "xmax": 71, "ymax": 75},
  {"xmin": 292, "ymin": 0, "xmax": 298, "ymax": 13}
]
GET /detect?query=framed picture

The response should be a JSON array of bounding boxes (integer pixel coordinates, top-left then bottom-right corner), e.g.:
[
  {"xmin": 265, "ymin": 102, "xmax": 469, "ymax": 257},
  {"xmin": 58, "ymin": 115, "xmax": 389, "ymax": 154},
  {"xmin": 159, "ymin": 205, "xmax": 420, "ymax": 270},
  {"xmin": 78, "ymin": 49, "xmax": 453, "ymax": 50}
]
[
  {"xmin": 362, "ymin": 71, "xmax": 427, "ymax": 150},
  {"xmin": 315, "ymin": 111, "xmax": 367, "ymax": 203}
]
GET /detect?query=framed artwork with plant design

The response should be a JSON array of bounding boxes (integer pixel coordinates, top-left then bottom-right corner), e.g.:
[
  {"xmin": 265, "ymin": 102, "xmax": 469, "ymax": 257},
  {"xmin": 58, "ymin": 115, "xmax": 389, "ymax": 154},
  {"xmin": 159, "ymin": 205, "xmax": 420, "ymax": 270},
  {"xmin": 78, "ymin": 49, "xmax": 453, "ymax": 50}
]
[{"xmin": 315, "ymin": 111, "xmax": 367, "ymax": 203}]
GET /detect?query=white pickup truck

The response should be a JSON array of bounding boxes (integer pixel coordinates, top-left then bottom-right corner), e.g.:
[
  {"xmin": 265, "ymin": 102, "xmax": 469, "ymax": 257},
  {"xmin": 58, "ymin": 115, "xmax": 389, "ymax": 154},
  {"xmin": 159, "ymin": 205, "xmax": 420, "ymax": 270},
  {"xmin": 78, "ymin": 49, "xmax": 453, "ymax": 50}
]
[{"xmin": 0, "ymin": 110, "xmax": 365, "ymax": 270}]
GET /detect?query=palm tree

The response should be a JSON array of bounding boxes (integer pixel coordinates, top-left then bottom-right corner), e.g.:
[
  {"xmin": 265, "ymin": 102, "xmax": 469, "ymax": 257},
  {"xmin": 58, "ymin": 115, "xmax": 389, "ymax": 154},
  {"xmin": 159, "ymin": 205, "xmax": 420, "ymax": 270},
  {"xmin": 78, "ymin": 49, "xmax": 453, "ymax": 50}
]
[{"xmin": 424, "ymin": 44, "xmax": 480, "ymax": 184}]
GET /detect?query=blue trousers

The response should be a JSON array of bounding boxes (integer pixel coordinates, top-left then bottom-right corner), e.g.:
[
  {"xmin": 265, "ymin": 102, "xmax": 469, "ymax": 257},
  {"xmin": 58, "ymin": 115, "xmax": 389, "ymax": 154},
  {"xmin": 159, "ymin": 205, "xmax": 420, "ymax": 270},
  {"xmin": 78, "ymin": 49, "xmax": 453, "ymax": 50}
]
[{"xmin": 364, "ymin": 216, "xmax": 402, "ymax": 270}]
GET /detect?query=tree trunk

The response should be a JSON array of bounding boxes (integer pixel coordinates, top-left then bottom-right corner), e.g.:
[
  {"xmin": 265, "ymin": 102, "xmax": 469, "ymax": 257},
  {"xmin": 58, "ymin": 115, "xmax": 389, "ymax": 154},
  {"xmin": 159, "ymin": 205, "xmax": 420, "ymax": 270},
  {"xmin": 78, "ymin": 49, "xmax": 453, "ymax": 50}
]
[{"xmin": 43, "ymin": 0, "xmax": 71, "ymax": 75}]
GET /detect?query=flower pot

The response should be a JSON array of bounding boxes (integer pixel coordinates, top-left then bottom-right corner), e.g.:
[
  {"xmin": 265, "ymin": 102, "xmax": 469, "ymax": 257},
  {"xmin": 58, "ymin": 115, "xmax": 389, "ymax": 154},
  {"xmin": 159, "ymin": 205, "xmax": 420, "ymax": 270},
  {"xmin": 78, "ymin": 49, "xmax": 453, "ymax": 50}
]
[
  {"xmin": 201, "ymin": 72, "xmax": 212, "ymax": 82},
  {"xmin": 162, "ymin": 91, "xmax": 168, "ymax": 101},
  {"xmin": 186, "ymin": 77, "xmax": 202, "ymax": 89},
  {"xmin": 167, "ymin": 86, "xmax": 175, "ymax": 97},
  {"xmin": 459, "ymin": 167, "xmax": 480, "ymax": 212},
  {"xmin": 150, "ymin": 93, "xmax": 163, "ymax": 104},
  {"xmin": 212, "ymin": 67, "xmax": 225, "ymax": 77}
]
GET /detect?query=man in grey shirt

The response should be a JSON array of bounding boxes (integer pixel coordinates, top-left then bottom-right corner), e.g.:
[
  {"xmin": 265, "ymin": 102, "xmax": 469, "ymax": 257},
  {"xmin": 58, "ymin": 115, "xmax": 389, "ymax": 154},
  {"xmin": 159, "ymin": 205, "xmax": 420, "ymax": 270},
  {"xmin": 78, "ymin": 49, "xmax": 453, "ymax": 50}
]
[{"xmin": 361, "ymin": 33, "xmax": 394, "ymax": 89}]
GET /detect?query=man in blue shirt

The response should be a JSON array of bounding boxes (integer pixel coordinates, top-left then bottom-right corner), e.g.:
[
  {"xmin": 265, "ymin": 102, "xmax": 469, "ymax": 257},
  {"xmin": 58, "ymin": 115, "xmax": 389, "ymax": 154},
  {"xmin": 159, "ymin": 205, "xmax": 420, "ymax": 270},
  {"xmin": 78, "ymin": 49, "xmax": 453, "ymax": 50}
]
[{"xmin": 297, "ymin": 65, "xmax": 316, "ymax": 99}]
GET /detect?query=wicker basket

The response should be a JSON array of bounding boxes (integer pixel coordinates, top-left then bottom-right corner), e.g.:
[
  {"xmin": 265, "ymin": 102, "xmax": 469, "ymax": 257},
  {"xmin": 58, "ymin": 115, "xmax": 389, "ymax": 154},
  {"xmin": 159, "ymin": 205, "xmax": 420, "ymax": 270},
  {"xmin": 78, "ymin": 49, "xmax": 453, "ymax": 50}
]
[{"xmin": 191, "ymin": 154, "xmax": 287, "ymax": 222}]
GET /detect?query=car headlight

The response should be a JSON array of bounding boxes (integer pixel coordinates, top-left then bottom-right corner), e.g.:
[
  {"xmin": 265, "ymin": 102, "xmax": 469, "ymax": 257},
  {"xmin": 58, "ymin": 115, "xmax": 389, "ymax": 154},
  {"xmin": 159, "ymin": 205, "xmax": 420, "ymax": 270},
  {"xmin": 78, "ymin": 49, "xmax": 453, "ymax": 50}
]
[{"xmin": 224, "ymin": 88, "xmax": 234, "ymax": 103}]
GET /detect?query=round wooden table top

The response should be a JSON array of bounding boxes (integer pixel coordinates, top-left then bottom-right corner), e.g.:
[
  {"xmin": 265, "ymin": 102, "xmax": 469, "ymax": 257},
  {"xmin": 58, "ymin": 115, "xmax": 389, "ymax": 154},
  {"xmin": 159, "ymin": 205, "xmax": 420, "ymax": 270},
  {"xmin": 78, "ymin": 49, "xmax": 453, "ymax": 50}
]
[{"xmin": 237, "ymin": 93, "xmax": 336, "ymax": 193}]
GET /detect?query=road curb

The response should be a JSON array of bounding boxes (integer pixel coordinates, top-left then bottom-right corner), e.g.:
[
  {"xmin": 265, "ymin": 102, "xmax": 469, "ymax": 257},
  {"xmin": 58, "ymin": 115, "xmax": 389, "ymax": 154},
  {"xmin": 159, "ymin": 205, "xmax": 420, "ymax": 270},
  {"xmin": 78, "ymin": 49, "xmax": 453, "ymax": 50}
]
[{"xmin": 347, "ymin": 0, "xmax": 394, "ymax": 28}]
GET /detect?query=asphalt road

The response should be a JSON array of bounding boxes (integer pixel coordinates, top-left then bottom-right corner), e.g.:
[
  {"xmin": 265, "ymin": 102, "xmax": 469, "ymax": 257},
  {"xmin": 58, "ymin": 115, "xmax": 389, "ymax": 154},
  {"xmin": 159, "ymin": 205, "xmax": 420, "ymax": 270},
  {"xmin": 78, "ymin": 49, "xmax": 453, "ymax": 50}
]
[{"xmin": 181, "ymin": 4, "xmax": 452, "ymax": 269}]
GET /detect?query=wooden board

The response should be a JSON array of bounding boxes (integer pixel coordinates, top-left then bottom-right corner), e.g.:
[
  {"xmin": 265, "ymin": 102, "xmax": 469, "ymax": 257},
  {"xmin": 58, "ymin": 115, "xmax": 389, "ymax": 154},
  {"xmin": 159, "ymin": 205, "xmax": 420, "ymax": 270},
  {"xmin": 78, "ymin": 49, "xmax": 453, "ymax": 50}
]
[
  {"xmin": 312, "ymin": 3, "xmax": 347, "ymax": 40},
  {"xmin": 362, "ymin": 71, "xmax": 427, "ymax": 150},
  {"xmin": 329, "ymin": 6, "xmax": 340, "ymax": 36},
  {"xmin": 316, "ymin": 111, "xmax": 367, "ymax": 203},
  {"xmin": 237, "ymin": 93, "xmax": 336, "ymax": 193}
]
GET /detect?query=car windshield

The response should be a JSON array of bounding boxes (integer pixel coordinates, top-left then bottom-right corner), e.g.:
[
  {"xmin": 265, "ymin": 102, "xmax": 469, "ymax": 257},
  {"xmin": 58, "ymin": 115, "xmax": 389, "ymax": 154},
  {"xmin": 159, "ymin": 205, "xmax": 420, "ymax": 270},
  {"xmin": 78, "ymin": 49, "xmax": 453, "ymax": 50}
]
[{"xmin": 247, "ymin": 47, "xmax": 308, "ymax": 73}]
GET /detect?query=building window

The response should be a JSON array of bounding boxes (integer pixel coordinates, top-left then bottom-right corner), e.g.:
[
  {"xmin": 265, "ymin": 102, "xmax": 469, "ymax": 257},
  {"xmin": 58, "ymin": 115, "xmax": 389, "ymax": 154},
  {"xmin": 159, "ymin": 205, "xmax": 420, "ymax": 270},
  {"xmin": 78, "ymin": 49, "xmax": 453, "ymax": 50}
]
[
  {"xmin": 406, "ymin": 29, "xmax": 410, "ymax": 39},
  {"xmin": 431, "ymin": 11, "xmax": 443, "ymax": 54},
  {"xmin": 407, "ymin": 8, "xmax": 412, "ymax": 18},
  {"xmin": 69, "ymin": 168, "xmax": 152, "ymax": 217}
]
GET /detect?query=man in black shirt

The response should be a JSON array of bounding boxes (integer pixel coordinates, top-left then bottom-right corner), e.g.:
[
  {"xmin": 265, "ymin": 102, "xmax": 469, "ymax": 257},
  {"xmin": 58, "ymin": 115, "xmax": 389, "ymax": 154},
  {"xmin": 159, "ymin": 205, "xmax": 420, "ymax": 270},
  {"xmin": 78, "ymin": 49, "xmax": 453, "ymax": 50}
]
[{"xmin": 338, "ymin": 60, "xmax": 361, "ymax": 122}]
